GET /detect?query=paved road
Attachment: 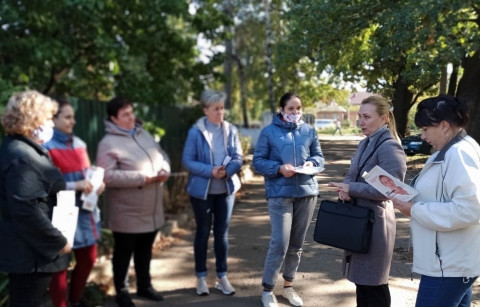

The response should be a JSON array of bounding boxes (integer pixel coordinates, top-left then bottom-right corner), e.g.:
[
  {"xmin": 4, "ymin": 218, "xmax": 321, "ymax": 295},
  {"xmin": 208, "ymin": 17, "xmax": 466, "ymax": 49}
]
[{"xmin": 98, "ymin": 136, "xmax": 478, "ymax": 307}]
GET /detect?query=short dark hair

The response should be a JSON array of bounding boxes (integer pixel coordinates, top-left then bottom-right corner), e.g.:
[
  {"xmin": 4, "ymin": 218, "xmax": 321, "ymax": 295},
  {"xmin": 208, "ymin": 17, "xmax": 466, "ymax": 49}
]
[
  {"xmin": 54, "ymin": 99, "xmax": 73, "ymax": 118},
  {"xmin": 279, "ymin": 92, "xmax": 300, "ymax": 109},
  {"xmin": 107, "ymin": 97, "xmax": 133, "ymax": 119},
  {"xmin": 414, "ymin": 94, "xmax": 468, "ymax": 128}
]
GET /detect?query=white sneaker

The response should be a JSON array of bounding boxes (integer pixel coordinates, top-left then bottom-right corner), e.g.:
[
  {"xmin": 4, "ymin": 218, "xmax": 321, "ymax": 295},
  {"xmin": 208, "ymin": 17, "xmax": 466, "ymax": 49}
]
[
  {"xmin": 282, "ymin": 287, "xmax": 303, "ymax": 306},
  {"xmin": 261, "ymin": 291, "xmax": 278, "ymax": 307},
  {"xmin": 196, "ymin": 277, "xmax": 209, "ymax": 296},
  {"xmin": 215, "ymin": 276, "xmax": 235, "ymax": 295}
]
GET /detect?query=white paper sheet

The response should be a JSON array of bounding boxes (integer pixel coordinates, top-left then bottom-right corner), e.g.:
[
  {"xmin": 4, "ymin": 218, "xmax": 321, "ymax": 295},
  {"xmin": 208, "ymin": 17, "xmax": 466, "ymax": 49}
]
[
  {"xmin": 81, "ymin": 166, "xmax": 104, "ymax": 211},
  {"xmin": 294, "ymin": 166, "xmax": 325, "ymax": 175},
  {"xmin": 52, "ymin": 190, "xmax": 79, "ymax": 245}
]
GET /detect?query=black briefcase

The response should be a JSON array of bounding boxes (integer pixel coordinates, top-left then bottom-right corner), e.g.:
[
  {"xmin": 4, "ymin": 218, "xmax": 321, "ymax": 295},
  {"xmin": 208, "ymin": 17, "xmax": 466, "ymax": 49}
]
[{"xmin": 313, "ymin": 199, "xmax": 375, "ymax": 253}]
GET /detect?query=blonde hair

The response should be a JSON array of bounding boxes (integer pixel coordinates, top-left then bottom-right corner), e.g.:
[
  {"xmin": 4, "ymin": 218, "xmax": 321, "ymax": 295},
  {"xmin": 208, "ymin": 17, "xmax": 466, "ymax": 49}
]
[
  {"xmin": 1, "ymin": 90, "xmax": 58, "ymax": 136},
  {"xmin": 361, "ymin": 95, "xmax": 400, "ymax": 142}
]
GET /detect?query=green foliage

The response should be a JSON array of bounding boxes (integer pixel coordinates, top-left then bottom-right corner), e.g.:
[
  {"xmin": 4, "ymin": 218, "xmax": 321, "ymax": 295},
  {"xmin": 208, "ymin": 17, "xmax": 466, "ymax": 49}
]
[
  {"xmin": 0, "ymin": 0, "xmax": 219, "ymax": 104},
  {"xmin": 81, "ymin": 282, "xmax": 106, "ymax": 306},
  {"xmin": 142, "ymin": 121, "xmax": 166, "ymax": 141},
  {"xmin": 281, "ymin": 0, "xmax": 480, "ymax": 135},
  {"xmin": 97, "ymin": 228, "xmax": 114, "ymax": 257}
]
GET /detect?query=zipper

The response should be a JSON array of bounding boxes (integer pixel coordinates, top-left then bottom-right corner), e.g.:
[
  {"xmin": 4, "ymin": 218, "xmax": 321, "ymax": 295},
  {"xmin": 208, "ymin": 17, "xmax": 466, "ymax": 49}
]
[
  {"xmin": 292, "ymin": 127, "xmax": 298, "ymax": 196},
  {"xmin": 133, "ymin": 134, "xmax": 158, "ymax": 227}
]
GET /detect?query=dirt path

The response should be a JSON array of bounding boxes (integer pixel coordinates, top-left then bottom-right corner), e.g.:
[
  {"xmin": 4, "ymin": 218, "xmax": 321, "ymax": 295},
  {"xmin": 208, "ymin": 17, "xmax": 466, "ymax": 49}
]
[{"xmin": 98, "ymin": 136, "xmax": 479, "ymax": 306}]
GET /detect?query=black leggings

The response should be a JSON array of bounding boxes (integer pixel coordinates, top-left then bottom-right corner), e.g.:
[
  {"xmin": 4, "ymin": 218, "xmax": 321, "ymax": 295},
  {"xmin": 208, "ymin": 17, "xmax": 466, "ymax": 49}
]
[
  {"xmin": 112, "ymin": 231, "xmax": 157, "ymax": 293},
  {"xmin": 356, "ymin": 284, "xmax": 391, "ymax": 307}
]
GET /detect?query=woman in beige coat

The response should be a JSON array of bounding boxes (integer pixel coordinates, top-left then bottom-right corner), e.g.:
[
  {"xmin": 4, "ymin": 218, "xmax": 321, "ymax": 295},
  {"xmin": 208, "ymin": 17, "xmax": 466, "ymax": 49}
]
[{"xmin": 96, "ymin": 97, "xmax": 170, "ymax": 307}]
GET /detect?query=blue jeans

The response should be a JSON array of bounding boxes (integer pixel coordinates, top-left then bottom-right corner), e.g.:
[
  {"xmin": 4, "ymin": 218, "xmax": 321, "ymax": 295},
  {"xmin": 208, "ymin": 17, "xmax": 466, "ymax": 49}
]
[
  {"xmin": 262, "ymin": 196, "xmax": 317, "ymax": 290},
  {"xmin": 416, "ymin": 275, "xmax": 478, "ymax": 307},
  {"xmin": 190, "ymin": 193, "xmax": 235, "ymax": 278}
]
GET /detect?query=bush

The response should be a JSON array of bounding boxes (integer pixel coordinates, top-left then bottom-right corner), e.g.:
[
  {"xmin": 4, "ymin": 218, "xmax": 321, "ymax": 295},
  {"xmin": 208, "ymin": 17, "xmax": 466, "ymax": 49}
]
[
  {"xmin": 239, "ymin": 135, "xmax": 252, "ymax": 155},
  {"xmin": 81, "ymin": 282, "xmax": 107, "ymax": 306}
]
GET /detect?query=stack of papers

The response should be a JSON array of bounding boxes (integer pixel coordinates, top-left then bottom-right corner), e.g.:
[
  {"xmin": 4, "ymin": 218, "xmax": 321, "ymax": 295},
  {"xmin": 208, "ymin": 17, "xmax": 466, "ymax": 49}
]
[{"xmin": 294, "ymin": 166, "xmax": 325, "ymax": 175}]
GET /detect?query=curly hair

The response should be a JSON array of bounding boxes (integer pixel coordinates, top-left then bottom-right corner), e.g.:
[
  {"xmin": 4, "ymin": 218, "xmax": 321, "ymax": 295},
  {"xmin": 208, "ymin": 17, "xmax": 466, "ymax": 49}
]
[{"xmin": 1, "ymin": 90, "xmax": 58, "ymax": 136}]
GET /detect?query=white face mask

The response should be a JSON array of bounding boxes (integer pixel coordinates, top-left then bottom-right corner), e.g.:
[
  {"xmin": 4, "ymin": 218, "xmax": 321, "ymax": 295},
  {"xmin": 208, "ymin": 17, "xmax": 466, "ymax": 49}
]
[
  {"xmin": 32, "ymin": 122, "xmax": 54, "ymax": 144},
  {"xmin": 282, "ymin": 112, "xmax": 302, "ymax": 124}
]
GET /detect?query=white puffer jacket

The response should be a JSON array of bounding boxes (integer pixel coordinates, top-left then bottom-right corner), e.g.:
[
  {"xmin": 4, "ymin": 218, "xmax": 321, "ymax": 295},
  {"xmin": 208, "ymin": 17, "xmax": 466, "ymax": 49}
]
[{"xmin": 410, "ymin": 131, "xmax": 480, "ymax": 278}]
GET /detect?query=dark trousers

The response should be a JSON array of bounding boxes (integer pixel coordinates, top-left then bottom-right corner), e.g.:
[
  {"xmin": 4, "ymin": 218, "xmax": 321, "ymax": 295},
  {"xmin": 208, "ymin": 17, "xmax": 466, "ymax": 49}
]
[
  {"xmin": 9, "ymin": 272, "xmax": 52, "ymax": 306},
  {"xmin": 112, "ymin": 231, "xmax": 157, "ymax": 294},
  {"xmin": 356, "ymin": 284, "xmax": 391, "ymax": 307},
  {"xmin": 190, "ymin": 193, "xmax": 234, "ymax": 277}
]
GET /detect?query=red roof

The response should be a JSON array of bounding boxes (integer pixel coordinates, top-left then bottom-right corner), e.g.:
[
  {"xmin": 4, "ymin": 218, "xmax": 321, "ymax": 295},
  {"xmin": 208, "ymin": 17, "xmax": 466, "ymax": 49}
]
[{"xmin": 349, "ymin": 92, "xmax": 376, "ymax": 105}]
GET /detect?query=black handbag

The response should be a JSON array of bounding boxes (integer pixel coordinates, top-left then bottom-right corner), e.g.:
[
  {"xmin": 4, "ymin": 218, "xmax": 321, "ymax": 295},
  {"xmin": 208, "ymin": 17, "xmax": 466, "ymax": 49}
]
[
  {"xmin": 312, "ymin": 137, "xmax": 389, "ymax": 253},
  {"xmin": 313, "ymin": 199, "xmax": 374, "ymax": 253}
]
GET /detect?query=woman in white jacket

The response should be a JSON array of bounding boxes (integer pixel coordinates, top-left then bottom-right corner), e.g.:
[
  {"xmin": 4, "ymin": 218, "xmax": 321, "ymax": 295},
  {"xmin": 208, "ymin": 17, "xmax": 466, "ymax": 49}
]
[{"xmin": 393, "ymin": 94, "xmax": 480, "ymax": 307}]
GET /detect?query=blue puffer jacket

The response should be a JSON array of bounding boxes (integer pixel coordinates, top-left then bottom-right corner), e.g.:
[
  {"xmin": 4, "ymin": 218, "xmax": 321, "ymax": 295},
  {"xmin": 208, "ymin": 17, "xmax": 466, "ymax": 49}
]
[
  {"xmin": 182, "ymin": 117, "xmax": 243, "ymax": 200},
  {"xmin": 253, "ymin": 114, "xmax": 324, "ymax": 198}
]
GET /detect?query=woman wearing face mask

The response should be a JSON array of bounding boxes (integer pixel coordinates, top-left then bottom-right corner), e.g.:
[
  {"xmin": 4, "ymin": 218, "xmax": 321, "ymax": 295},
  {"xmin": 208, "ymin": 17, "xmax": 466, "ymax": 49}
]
[
  {"xmin": 42, "ymin": 99, "xmax": 105, "ymax": 307},
  {"xmin": 328, "ymin": 95, "xmax": 406, "ymax": 307},
  {"xmin": 253, "ymin": 92, "xmax": 324, "ymax": 307},
  {"xmin": 0, "ymin": 90, "xmax": 72, "ymax": 306}
]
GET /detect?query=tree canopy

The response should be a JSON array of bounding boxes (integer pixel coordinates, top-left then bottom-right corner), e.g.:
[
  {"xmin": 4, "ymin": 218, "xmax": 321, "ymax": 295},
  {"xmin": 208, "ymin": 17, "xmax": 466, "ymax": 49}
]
[
  {"xmin": 0, "ymin": 0, "xmax": 217, "ymax": 104},
  {"xmin": 283, "ymin": 0, "xmax": 480, "ymax": 138}
]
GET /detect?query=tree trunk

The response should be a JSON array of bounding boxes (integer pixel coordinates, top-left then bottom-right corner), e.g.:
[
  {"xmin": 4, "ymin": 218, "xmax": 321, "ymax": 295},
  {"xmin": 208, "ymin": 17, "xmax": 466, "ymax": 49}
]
[
  {"xmin": 456, "ymin": 51, "xmax": 480, "ymax": 143},
  {"xmin": 232, "ymin": 55, "xmax": 249, "ymax": 128},
  {"xmin": 391, "ymin": 77, "xmax": 414, "ymax": 137},
  {"xmin": 265, "ymin": 0, "xmax": 275, "ymax": 114},
  {"xmin": 439, "ymin": 65, "xmax": 447, "ymax": 94},
  {"xmin": 238, "ymin": 61, "xmax": 249, "ymax": 128},
  {"xmin": 223, "ymin": 0, "xmax": 234, "ymax": 109},
  {"xmin": 447, "ymin": 64, "xmax": 459, "ymax": 96}
]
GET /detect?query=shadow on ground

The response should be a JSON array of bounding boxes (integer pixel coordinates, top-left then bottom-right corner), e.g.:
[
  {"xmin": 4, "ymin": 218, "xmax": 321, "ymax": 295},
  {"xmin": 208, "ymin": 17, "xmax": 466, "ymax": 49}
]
[{"xmin": 97, "ymin": 138, "xmax": 479, "ymax": 307}]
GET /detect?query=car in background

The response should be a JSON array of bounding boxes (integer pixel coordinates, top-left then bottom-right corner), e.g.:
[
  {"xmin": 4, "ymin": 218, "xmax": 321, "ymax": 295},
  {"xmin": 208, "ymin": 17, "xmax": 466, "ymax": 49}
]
[
  {"xmin": 315, "ymin": 119, "xmax": 336, "ymax": 130},
  {"xmin": 401, "ymin": 134, "xmax": 433, "ymax": 155}
]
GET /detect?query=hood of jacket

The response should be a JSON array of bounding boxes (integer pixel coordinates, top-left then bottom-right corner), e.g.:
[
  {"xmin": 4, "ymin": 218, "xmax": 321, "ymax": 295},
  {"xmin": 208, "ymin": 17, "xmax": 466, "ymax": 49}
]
[
  {"xmin": 103, "ymin": 118, "xmax": 144, "ymax": 137},
  {"xmin": 193, "ymin": 116, "xmax": 234, "ymax": 150}
]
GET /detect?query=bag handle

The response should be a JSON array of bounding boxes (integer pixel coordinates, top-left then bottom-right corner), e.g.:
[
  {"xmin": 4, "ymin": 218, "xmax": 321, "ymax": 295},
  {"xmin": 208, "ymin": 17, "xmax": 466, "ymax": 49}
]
[{"xmin": 337, "ymin": 198, "xmax": 358, "ymax": 206}]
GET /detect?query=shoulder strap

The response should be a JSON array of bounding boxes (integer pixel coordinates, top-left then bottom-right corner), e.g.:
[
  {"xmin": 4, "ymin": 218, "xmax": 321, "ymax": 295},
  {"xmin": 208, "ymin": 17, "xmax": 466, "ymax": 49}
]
[{"xmin": 355, "ymin": 138, "xmax": 390, "ymax": 182}]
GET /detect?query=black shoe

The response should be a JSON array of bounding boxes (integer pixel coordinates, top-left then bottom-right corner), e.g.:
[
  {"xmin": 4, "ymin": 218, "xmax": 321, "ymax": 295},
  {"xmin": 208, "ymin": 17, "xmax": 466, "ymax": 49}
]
[
  {"xmin": 137, "ymin": 286, "xmax": 164, "ymax": 301},
  {"xmin": 116, "ymin": 291, "xmax": 135, "ymax": 307}
]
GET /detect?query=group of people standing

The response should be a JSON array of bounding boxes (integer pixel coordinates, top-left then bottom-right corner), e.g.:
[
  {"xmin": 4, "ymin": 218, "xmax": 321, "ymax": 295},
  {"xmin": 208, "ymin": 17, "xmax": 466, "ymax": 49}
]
[
  {"xmin": 0, "ymin": 91, "xmax": 172, "ymax": 307},
  {"xmin": 0, "ymin": 88, "xmax": 479, "ymax": 307}
]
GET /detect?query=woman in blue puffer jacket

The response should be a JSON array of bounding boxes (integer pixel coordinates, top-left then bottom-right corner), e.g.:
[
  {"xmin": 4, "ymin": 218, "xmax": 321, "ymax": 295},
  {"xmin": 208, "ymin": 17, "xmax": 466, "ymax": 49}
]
[
  {"xmin": 253, "ymin": 92, "xmax": 324, "ymax": 307},
  {"xmin": 182, "ymin": 90, "xmax": 243, "ymax": 297}
]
